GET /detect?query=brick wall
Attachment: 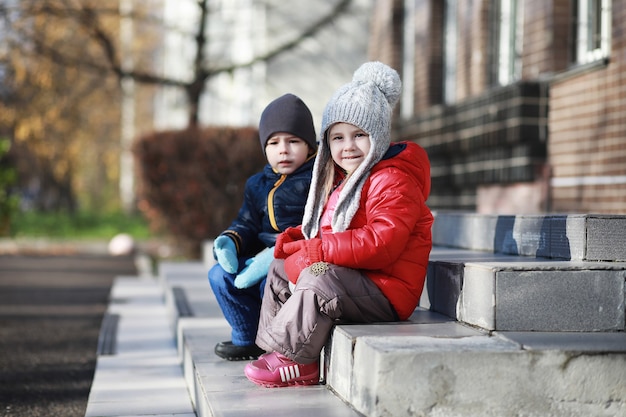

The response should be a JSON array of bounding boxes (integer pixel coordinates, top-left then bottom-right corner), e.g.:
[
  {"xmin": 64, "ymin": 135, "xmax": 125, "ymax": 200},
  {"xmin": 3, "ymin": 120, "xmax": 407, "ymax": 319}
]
[
  {"xmin": 521, "ymin": 0, "xmax": 570, "ymax": 78},
  {"xmin": 367, "ymin": 0, "xmax": 626, "ymax": 214},
  {"xmin": 548, "ymin": 1, "xmax": 626, "ymax": 213}
]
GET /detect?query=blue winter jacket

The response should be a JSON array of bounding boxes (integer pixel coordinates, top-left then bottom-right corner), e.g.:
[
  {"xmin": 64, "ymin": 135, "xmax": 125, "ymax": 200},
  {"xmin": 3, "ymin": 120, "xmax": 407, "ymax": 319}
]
[{"xmin": 219, "ymin": 154, "xmax": 315, "ymax": 258}]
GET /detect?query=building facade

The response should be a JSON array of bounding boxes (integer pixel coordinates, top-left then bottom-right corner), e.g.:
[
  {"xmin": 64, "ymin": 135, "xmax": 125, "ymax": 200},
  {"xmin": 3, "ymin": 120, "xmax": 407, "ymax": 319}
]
[{"xmin": 369, "ymin": 0, "xmax": 625, "ymax": 214}]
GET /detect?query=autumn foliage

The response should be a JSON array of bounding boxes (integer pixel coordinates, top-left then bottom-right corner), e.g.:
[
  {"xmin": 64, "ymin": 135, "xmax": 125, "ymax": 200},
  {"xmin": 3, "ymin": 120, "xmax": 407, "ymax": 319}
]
[{"xmin": 133, "ymin": 126, "xmax": 266, "ymax": 258}]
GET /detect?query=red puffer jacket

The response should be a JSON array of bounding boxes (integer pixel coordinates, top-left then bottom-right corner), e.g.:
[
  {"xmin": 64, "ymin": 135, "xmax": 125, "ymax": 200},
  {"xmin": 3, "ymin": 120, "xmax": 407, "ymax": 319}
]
[{"xmin": 321, "ymin": 141, "xmax": 433, "ymax": 319}]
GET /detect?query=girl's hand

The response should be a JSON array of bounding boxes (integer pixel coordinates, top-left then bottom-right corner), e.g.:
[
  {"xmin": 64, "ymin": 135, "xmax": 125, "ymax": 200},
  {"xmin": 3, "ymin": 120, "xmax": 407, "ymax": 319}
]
[
  {"xmin": 284, "ymin": 248, "xmax": 308, "ymax": 284},
  {"xmin": 283, "ymin": 239, "xmax": 324, "ymax": 284},
  {"xmin": 274, "ymin": 226, "xmax": 305, "ymax": 259},
  {"xmin": 279, "ymin": 238, "xmax": 323, "ymax": 260}
]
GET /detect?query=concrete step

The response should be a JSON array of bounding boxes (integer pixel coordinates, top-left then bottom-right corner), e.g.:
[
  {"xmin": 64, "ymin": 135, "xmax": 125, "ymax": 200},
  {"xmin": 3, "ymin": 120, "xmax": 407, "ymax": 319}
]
[
  {"xmin": 86, "ymin": 276, "xmax": 195, "ymax": 417},
  {"xmin": 158, "ymin": 260, "xmax": 220, "ymax": 352},
  {"xmin": 161, "ymin": 259, "xmax": 626, "ymax": 417},
  {"xmin": 426, "ymin": 247, "xmax": 626, "ymax": 331},
  {"xmin": 432, "ymin": 212, "xmax": 626, "ymax": 261},
  {"xmin": 327, "ymin": 311, "xmax": 626, "ymax": 417},
  {"xmin": 181, "ymin": 327, "xmax": 363, "ymax": 417}
]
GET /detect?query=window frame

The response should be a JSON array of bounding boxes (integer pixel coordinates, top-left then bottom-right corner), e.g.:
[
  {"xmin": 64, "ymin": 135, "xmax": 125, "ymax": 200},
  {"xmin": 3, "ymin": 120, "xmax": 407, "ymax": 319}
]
[
  {"xmin": 574, "ymin": 0, "xmax": 611, "ymax": 65},
  {"xmin": 495, "ymin": 0, "xmax": 523, "ymax": 86}
]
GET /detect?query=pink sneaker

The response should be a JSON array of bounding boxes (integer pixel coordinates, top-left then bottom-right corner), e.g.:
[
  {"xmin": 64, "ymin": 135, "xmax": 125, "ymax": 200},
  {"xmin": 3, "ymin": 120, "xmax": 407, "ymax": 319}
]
[{"xmin": 244, "ymin": 351, "xmax": 319, "ymax": 387}]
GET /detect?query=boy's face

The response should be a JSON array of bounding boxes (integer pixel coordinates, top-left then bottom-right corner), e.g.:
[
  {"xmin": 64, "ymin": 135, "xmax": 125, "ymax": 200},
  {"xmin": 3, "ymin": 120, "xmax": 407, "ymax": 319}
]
[
  {"xmin": 265, "ymin": 133, "xmax": 311, "ymax": 175},
  {"xmin": 327, "ymin": 122, "xmax": 371, "ymax": 174}
]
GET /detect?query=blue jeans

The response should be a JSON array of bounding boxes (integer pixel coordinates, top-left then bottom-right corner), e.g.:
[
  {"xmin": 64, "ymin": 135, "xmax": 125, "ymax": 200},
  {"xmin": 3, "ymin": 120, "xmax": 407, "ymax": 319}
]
[{"xmin": 208, "ymin": 259, "xmax": 265, "ymax": 346}]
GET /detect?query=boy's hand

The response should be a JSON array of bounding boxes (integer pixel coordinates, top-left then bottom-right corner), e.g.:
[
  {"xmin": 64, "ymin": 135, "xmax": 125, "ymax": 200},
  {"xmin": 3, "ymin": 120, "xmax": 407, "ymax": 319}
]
[
  {"xmin": 213, "ymin": 236, "xmax": 238, "ymax": 274},
  {"xmin": 234, "ymin": 247, "xmax": 274, "ymax": 289}
]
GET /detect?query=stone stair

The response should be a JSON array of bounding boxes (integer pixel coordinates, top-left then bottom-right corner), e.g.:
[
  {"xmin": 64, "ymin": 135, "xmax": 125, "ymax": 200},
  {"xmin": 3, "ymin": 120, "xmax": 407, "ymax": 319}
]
[
  {"xmin": 327, "ymin": 212, "xmax": 626, "ymax": 416},
  {"xmin": 104, "ymin": 212, "xmax": 626, "ymax": 416},
  {"xmin": 427, "ymin": 212, "xmax": 626, "ymax": 331}
]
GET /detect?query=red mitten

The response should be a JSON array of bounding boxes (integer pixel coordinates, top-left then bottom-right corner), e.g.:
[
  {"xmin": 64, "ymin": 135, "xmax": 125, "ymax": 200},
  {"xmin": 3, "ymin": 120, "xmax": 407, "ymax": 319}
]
[
  {"xmin": 282, "ymin": 239, "xmax": 324, "ymax": 284},
  {"xmin": 304, "ymin": 238, "xmax": 323, "ymax": 264},
  {"xmin": 279, "ymin": 238, "xmax": 322, "ymax": 260},
  {"xmin": 284, "ymin": 248, "xmax": 310, "ymax": 284},
  {"xmin": 284, "ymin": 240, "xmax": 307, "ymax": 255},
  {"xmin": 275, "ymin": 226, "xmax": 305, "ymax": 259},
  {"xmin": 285, "ymin": 226, "xmax": 304, "ymax": 240}
]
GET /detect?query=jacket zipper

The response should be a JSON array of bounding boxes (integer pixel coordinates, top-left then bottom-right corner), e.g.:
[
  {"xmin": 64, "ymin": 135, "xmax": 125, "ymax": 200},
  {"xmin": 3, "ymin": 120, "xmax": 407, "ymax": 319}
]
[{"xmin": 267, "ymin": 175, "xmax": 286, "ymax": 231}]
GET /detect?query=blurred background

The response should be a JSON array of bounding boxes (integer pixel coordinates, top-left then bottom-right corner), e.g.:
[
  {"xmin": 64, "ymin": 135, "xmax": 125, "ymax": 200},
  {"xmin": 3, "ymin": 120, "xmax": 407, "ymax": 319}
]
[
  {"xmin": 0, "ymin": 0, "xmax": 371, "ymax": 259},
  {"xmin": 1, "ymin": 0, "xmax": 624, "ymax": 260}
]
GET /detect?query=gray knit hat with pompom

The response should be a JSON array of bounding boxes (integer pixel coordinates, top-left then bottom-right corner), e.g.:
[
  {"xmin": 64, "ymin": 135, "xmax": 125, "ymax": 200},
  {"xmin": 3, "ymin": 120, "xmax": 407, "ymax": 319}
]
[{"xmin": 302, "ymin": 61, "xmax": 401, "ymax": 239}]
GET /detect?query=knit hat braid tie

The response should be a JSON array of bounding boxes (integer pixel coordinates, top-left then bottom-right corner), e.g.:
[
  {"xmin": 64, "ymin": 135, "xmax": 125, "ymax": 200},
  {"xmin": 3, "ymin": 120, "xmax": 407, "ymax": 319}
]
[{"xmin": 302, "ymin": 62, "xmax": 401, "ymax": 239}]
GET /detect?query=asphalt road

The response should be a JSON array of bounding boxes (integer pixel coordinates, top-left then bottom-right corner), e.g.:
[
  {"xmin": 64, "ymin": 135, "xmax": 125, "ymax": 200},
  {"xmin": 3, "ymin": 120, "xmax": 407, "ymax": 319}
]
[{"xmin": 0, "ymin": 254, "xmax": 137, "ymax": 417}]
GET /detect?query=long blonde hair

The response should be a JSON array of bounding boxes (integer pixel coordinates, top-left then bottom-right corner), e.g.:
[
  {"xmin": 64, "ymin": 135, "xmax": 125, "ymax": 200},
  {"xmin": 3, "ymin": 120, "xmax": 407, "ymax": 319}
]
[{"xmin": 320, "ymin": 133, "xmax": 352, "ymax": 205}]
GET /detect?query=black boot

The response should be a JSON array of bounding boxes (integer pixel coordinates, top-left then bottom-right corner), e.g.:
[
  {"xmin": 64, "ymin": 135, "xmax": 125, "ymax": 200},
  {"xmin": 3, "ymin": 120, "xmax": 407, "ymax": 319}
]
[{"xmin": 214, "ymin": 341, "xmax": 265, "ymax": 361}]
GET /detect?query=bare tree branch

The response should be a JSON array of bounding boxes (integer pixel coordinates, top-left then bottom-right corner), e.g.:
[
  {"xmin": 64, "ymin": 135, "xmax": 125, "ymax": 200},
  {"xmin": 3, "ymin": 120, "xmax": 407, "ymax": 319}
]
[
  {"xmin": 207, "ymin": 0, "xmax": 352, "ymax": 75},
  {"xmin": 188, "ymin": 0, "xmax": 211, "ymax": 126}
]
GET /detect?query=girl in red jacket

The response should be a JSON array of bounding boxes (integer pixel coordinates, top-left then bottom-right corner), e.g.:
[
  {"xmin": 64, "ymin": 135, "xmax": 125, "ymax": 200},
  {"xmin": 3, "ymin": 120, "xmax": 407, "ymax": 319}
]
[{"xmin": 244, "ymin": 61, "xmax": 434, "ymax": 387}]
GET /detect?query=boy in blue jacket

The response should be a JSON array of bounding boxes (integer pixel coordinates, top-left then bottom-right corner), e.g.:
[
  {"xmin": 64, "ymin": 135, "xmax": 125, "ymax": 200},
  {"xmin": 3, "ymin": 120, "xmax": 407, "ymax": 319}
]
[{"xmin": 208, "ymin": 93, "xmax": 317, "ymax": 361}]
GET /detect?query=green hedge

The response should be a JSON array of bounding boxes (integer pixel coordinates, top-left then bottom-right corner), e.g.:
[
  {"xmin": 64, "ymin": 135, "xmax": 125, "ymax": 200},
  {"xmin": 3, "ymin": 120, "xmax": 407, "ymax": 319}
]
[{"xmin": 10, "ymin": 210, "xmax": 152, "ymax": 239}]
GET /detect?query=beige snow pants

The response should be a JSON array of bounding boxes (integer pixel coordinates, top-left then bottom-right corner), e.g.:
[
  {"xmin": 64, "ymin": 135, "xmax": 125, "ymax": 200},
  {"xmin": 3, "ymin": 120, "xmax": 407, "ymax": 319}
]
[{"xmin": 255, "ymin": 259, "xmax": 398, "ymax": 364}]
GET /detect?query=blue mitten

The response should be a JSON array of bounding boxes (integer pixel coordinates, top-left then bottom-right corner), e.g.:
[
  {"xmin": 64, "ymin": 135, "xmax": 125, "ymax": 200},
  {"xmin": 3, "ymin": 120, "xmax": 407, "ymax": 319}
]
[
  {"xmin": 213, "ymin": 235, "xmax": 238, "ymax": 274},
  {"xmin": 234, "ymin": 246, "xmax": 274, "ymax": 289}
]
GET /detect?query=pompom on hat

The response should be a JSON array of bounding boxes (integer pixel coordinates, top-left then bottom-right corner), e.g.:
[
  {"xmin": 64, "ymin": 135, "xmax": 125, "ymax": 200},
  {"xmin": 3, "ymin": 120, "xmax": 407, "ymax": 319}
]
[
  {"xmin": 258, "ymin": 93, "xmax": 317, "ymax": 152},
  {"xmin": 302, "ymin": 61, "xmax": 402, "ymax": 239}
]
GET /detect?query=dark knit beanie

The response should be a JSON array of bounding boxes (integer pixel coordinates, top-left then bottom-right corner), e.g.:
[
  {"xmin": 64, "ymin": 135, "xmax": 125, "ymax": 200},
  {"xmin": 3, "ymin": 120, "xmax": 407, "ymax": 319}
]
[{"xmin": 258, "ymin": 93, "xmax": 317, "ymax": 152}]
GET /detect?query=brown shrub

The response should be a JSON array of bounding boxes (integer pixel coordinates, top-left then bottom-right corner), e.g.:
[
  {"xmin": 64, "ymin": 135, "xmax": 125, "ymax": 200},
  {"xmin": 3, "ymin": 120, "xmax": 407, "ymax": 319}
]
[{"xmin": 133, "ymin": 126, "xmax": 266, "ymax": 258}]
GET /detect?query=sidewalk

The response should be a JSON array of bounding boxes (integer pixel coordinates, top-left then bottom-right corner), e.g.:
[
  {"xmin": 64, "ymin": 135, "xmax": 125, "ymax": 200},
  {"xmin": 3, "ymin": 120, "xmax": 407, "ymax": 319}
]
[{"xmin": 0, "ymin": 253, "xmax": 138, "ymax": 417}]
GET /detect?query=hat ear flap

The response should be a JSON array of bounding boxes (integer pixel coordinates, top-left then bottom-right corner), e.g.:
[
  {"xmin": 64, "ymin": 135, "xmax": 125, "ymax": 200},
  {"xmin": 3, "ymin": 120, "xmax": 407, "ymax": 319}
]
[{"xmin": 302, "ymin": 134, "xmax": 331, "ymax": 239}]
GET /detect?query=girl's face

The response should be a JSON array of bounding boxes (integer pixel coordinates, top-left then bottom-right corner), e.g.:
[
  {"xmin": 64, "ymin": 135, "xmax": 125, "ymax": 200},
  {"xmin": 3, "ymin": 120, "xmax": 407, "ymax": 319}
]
[
  {"xmin": 265, "ymin": 133, "xmax": 311, "ymax": 175},
  {"xmin": 327, "ymin": 123, "xmax": 371, "ymax": 174}
]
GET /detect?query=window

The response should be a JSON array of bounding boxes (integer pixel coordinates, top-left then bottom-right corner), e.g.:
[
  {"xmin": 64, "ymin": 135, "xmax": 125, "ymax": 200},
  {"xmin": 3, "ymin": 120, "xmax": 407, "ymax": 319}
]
[
  {"xmin": 575, "ymin": 0, "xmax": 611, "ymax": 64},
  {"xmin": 401, "ymin": 0, "xmax": 416, "ymax": 119},
  {"xmin": 496, "ymin": 0, "xmax": 523, "ymax": 86},
  {"xmin": 443, "ymin": 0, "xmax": 457, "ymax": 104}
]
